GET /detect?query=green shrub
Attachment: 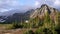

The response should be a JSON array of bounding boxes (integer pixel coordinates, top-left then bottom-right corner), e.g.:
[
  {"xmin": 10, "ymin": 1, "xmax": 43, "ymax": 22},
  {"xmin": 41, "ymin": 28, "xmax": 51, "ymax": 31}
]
[
  {"xmin": 4, "ymin": 24, "xmax": 13, "ymax": 30},
  {"xmin": 38, "ymin": 21, "xmax": 44, "ymax": 26},
  {"xmin": 24, "ymin": 30, "xmax": 34, "ymax": 34},
  {"xmin": 55, "ymin": 25, "xmax": 60, "ymax": 34},
  {"xmin": 12, "ymin": 23, "xmax": 24, "ymax": 29},
  {"xmin": 23, "ymin": 23, "xmax": 30, "ymax": 28},
  {"xmin": 35, "ymin": 28, "xmax": 56, "ymax": 34},
  {"xmin": 35, "ymin": 28, "xmax": 44, "ymax": 34},
  {"xmin": 43, "ymin": 28, "xmax": 53, "ymax": 34}
]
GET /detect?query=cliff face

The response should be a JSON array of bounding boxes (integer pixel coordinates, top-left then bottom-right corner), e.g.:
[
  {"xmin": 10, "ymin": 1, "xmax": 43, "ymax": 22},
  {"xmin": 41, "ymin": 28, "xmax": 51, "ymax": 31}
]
[
  {"xmin": 30, "ymin": 4, "xmax": 58, "ymax": 18},
  {"xmin": 30, "ymin": 4, "xmax": 58, "ymax": 24}
]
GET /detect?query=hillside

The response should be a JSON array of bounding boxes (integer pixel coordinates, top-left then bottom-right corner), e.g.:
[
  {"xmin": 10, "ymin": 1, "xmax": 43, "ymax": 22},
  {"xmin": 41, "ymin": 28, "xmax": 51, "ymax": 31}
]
[
  {"xmin": 30, "ymin": 4, "xmax": 59, "ymax": 25},
  {"xmin": 0, "ymin": 4, "xmax": 60, "ymax": 34}
]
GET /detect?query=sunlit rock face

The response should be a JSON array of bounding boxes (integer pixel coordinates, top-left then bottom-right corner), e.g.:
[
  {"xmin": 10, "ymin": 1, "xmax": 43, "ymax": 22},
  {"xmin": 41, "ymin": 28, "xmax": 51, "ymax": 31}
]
[
  {"xmin": 30, "ymin": 4, "xmax": 58, "ymax": 24},
  {"xmin": 30, "ymin": 4, "xmax": 58, "ymax": 18}
]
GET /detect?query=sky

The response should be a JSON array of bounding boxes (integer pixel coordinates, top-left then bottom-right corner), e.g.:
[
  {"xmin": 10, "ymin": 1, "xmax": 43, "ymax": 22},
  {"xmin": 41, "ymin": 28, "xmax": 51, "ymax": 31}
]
[{"xmin": 0, "ymin": 0, "xmax": 60, "ymax": 12}]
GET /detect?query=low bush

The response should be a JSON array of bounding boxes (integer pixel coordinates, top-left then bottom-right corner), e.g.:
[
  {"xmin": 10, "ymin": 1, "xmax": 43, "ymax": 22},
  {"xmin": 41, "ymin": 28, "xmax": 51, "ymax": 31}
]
[
  {"xmin": 35, "ymin": 28, "xmax": 44, "ymax": 34},
  {"xmin": 24, "ymin": 30, "xmax": 34, "ymax": 34},
  {"xmin": 12, "ymin": 23, "xmax": 24, "ymax": 29}
]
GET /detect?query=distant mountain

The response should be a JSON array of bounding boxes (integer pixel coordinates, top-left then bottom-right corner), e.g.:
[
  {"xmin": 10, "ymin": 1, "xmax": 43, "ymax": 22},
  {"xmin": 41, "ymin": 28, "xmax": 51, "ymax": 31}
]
[
  {"xmin": 0, "ymin": 4, "xmax": 60, "ymax": 23},
  {"xmin": 0, "ymin": 9, "xmax": 25, "ymax": 16},
  {"xmin": 0, "ymin": 16, "xmax": 7, "ymax": 22},
  {"xmin": 3, "ymin": 9, "xmax": 34, "ymax": 23}
]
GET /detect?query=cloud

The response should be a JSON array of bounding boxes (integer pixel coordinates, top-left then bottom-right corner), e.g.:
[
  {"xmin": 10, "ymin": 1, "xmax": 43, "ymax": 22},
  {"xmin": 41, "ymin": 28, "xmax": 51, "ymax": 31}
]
[
  {"xmin": 0, "ymin": 0, "xmax": 60, "ymax": 12},
  {"xmin": 0, "ymin": 0, "xmax": 35, "ymax": 12},
  {"xmin": 0, "ymin": 0, "xmax": 20, "ymax": 6},
  {"xmin": 47, "ymin": 0, "xmax": 60, "ymax": 8},
  {"xmin": 35, "ymin": 1, "xmax": 40, "ymax": 6},
  {"xmin": 0, "ymin": 9, "xmax": 9, "ymax": 12},
  {"xmin": 0, "ymin": 0, "xmax": 20, "ymax": 12},
  {"xmin": 54, "ymin": 0, "xmax": 60, "ymax": 6},
  {"xmin": 0, "ymin": 8, "xmax": 13, "ymax": 12}
]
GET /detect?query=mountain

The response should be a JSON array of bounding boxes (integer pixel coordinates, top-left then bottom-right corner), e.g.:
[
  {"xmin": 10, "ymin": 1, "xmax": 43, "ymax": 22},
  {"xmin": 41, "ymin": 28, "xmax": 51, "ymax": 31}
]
[
  {"xmin": 30, "ymin": 4, "xmax": 58, "ymax": 18},
  {"xmin": 30, "ymin": 4, "xmax": 60, "ymax": 25},
  {"xmin": 0, "ymin": 9, "xmax": 25, "ymax": 16},
  {"xmin": 3, "ymin": 9, "xmax": 34, "ymax": 23},
  {"xmin": 0, "ymin": 4, "xmax": 60, "ymax": 23}
]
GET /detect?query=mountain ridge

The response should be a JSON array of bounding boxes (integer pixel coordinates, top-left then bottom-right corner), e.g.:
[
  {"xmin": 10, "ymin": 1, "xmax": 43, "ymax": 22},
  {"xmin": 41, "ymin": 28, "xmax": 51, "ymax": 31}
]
[
  {"xmin": 0, "ymin": 4, "xmax": 60, "ymax": 23},
  {"xmin": 30, "ymin": 4, "xmax": 58, "ymax": 18}
]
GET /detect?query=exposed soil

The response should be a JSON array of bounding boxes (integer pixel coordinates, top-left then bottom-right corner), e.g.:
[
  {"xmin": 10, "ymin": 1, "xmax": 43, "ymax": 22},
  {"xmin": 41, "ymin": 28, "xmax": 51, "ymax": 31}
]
[{"xmin": 0, "ymin": 28, "xmax": 37, "ymax": 34}]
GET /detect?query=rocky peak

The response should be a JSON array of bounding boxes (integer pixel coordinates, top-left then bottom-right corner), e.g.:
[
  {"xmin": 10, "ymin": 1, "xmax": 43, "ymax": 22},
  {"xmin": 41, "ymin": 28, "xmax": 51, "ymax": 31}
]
[
  {"xmin": 41, "ymin": 4, "xmax": 48, "ymax": 8},
  {"xmin": 30, "ymin": 4, "xmax": 58, "ymax": 18}
]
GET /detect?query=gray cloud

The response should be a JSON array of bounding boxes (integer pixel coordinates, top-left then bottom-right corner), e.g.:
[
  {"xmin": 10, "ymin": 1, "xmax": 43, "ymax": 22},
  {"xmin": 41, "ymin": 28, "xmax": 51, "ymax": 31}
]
[
  {"xmin": 35, "ymin": 0, "xmax": 60, "ymax": 10},
  {"xmin": 0, "ymin": 0, "xmax": 20, "ymax": 12},
  {"xmin": 0, "ymin": 0, "xmax": 60, "ymax": 12}
]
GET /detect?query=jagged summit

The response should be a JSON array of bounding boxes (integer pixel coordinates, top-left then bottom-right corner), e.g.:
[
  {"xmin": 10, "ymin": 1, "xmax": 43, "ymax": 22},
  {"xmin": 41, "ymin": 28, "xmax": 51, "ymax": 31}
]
[
  {"xmin": 41, "ymin": 4, "xmax": 48, "ymax": 7},
  {"xmin": 30, "ymin": 4, "xmax": 58, "ymax": 19}
]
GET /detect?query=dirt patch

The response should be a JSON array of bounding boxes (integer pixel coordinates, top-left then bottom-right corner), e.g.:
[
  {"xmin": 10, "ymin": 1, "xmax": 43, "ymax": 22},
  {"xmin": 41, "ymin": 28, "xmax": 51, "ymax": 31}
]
[{"xmin": 0, "ymin": 28, "xmax": 37, "ymax": 34}]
